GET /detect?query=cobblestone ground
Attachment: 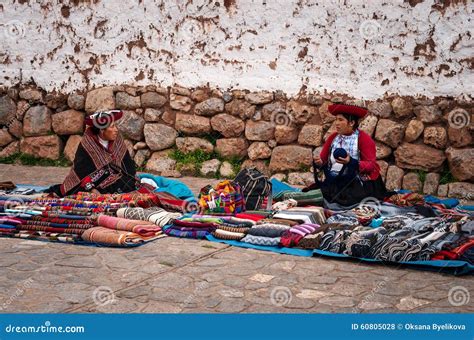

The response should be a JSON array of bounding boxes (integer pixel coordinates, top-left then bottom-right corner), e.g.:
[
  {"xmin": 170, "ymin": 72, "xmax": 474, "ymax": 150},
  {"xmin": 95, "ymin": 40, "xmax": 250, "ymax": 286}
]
[{"xmin": 0, "ymin": 164, "xmax": 472, "ymax": 313}]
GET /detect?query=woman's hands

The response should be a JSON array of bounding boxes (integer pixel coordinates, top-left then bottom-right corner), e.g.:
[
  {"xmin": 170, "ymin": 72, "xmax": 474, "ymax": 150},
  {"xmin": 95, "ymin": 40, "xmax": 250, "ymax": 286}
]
[
  {"xmin": 335, "ymin": 154, "xmax": 350, "ymax": 164},
  {"xmin": 313, "ymin": 154, "xmax": 323, "ymax": 166}
]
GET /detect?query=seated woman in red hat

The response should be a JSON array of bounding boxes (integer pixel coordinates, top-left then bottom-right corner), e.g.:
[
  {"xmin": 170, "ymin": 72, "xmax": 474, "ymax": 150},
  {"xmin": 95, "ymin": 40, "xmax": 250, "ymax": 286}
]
[
  {"xmin": 46, "ymin": 110, "xmax": 138, "ymax": 197},
  {"xmin": 305, "ymin": 104, "xmax": 388, "ymax": 207}
]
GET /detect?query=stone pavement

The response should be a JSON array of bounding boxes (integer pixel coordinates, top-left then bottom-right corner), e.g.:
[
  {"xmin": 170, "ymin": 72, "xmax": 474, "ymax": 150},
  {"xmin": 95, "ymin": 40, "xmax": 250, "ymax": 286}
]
[{"xmin": 0, "ymin": 164, "xmax": 472, "ymax": 313}]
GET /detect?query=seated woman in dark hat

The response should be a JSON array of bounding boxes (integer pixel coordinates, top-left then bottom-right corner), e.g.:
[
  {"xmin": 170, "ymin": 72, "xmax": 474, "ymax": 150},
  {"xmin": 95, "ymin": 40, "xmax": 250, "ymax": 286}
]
[
  {"xmin": 47, "ymin": 110, "xmax": 138, "ymax": 197},
  {"xmin": 304, "ymin": 104, "xmax": 388, "ymax": 207}
]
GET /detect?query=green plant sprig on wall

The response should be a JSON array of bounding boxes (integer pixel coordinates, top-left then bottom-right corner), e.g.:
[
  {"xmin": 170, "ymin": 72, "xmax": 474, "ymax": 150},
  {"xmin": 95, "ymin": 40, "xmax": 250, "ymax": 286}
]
[
  {"xmin": 168, "ymin": 149, "xmax": 243, "ymax": 178},
  {"xmin": 0, "ymin": 153, "xmax": 71, "ymax": 167}
]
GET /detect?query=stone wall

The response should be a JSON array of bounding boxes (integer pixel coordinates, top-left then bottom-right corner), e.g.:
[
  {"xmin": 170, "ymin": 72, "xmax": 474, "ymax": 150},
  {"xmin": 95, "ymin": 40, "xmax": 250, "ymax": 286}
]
[{"xmin": 0, "ymin": 85, "xmax": 472, "ymax": 199}]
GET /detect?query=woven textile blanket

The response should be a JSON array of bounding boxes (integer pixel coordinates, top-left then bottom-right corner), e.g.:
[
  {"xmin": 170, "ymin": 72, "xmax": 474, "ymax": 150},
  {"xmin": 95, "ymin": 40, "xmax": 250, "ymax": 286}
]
[
  {"xmin": 0, "ymin": 229, "xmax": 82, "ymax": 244},
  {"xmin": 241, "ymin": 234, "xmax": 281, "ymax": 246},
  {"xmin": 212, "ymin": 229, "xmax": 246, "ymax": 241},
  {"xmin": 163, "ymin": 226, "xmax": 210, "ymax": 239},
  {"xmin": 287, "ymin": 207, "xmax": 327, "ymax": 224},
  {"xmin": 173, "ymin": 219, "xmax": 219, "ymax": 229},
  {"xmin": 81, "ymin": 227, "xmax": 162, "ymax": 246},
  {"xmin": 247, "ymin": 223, "xmax": 291, "ymax": 238},
  {"xmin": 97, "ymin": 215, "xmax": 161, "ymax": 237},
  {"xmin": 116, "ymin": 207, "xmax": 182, "ymax": 227},
  {"xmin": 191, "ymin": 214, "xmax": 256, "ymax": 227},
  {"xmin": 273, "ymin": 211, "xmax": 318, "ymax": 224},
  {"xmin": 16, "ymin": 224, "xmax": 89, "ymax": 235},
  {"xmin": 274, "ymin": 189, "xmax": 323, "ymax": 206}
]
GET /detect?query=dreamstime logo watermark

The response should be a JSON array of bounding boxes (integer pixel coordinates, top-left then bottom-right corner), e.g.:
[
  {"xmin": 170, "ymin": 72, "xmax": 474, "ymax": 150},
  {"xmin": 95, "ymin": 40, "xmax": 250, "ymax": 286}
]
[
  {"xmin": 352, "ymin": 277, "xmax": 389, "ymax": 313},
  {"xmin": 4, "ymin": 20, "xmax": 25, "ymax": 39},
  {"xmin": 181, "ymin": 281, "xmax": 209, "ymax": 309},
  {"xmin": 90, "ymin": 3, "xmax": 135, "ymax": 41},
  {"xmin": 181, "ymin": 200, "xmax": 201, "ymax": 214},
  {"xmin": 359, "ymin": 20, "xmax": 381, "ymax": 40},
  {"xmin": 431, "ymin": 10, "xmax": 472, "ymax": 52},
  {"xmin": 92, "ymin": 286, "xmax": 116, "ymax": 306},
  {"xmin": 336, "ymin": 18, "xmax": 384, "ymax": 65},
  {"xmin": 3, "ymin": 197, "xmax": 27, "ymax": 217},
  {"xmin": 88, "ymin": 110, "xmax": 122, "ymax": 130},
  {"xmin": 177, "ymin": 19, "xmax": 203, "ymax": 43},
  {"xmin": 0, "ymin": 278, "xmax": 34, "ymax": 311},
  {"xmin": 448, "ymin": 286, "xmax": 470, "ymax": 307},
  {"xmin": 270, "ymin": 286, "xmax": 293, "ymax": 307},
  {"xmin": 174, "ymin": 0, "xmax": 215, "ymax": 44},
  {"xmin": 447, "ymin": 108, "xmax": 470, "ymax": 129},
  {"xmin": 5, "ymin": 320, "xmax": 85, "ymax": 334},
  {"xmin": 356, "ymin": 196, "xmax": 382, "ymax": 217},
  {"xmin": 270, "ymin": 110, "xmax": 294, "ymax": 127}
]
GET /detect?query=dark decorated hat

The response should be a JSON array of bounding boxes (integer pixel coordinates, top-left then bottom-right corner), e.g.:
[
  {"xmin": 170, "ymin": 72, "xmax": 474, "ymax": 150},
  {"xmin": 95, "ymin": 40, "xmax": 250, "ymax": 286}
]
[
  {"xmin": 328, "ymin": 104, "xmax": 368, "ymax": 119},
  {"xmin": 85, "ymin": 110, "xmax": 123, "ymax": 128}
]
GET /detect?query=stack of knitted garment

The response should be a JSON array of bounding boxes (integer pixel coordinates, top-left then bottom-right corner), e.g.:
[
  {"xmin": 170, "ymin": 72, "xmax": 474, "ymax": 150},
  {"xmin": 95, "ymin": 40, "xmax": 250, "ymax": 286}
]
[
  {"xmin": 317, "ymin": 214, "xmax": 474, "ymax": 263},
  {"xmin": 239, "ymin": 207, "xmax": 327, "ymax": 247},
  {"xmin": 163, "ymin": 212, "xmax": 270, "ymax": 240},
  {"xmin": 211, "ymin": 213, "xmax": 264, "ymax": 240},
  {"xmin": 273, "ymin": 206, "xmax": 326, "ymax": 224}
]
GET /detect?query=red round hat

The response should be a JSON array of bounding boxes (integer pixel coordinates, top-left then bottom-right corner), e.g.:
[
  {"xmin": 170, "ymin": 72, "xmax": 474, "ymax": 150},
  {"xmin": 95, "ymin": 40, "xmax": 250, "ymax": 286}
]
[
  {"xmin": 85, "ymin": 110, "xmax": 123, "ymax": 128},
  {"xmin": 328, "ymin": 104, "xmax": 368, "ymax": 119}
]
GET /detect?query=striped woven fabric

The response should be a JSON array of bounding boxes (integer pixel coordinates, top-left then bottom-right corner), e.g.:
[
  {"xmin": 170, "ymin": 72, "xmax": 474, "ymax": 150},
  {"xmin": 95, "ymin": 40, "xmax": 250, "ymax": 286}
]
[
  {"xmin": 82, "ymin": 227, "xmax": 162, "ymax": 246},
  {"xmin": 287, "ymin": 207, "xmax": 327, "ymax": 224},
  {"xmin": 97, "ymin": 215, "xmax": 162, "ymax": 237},
  {"xmin": 298, "ymin": 232, "xmax": 324, "ymax": 249},
  {"xmin": 326, "ymin": 213, "xmax": 359, "ymax": 226},
  {"xmin": 21, "ymin": 221, "xmax": 94, "ymax": 229},
  {"xmin": 0, "ymin": 229, "xmax": 82, "ymax": 243},
  {"xmin": 247, "ymin": 223, "xmax": 291, "ymax": 238},
  {"xmin": 16, "ymin": 224, "xmax": 89, "ymax": 235},
  {"xmin": 241, "ymin": 234, "xmax": 281, "ymax": 246},
  {"xmin": 116, "ymin": 207, "xmax": 182, "ymax": 227},
  {"xmin": 273, "ymin": 211, "xmax": 318, "ymax": 224},
  {"xmin": 212, "ymin": 229, "xmax": 246, "ymax": 241},
  {"xmin": 163, "ymin": 226, "xmax": 209, "ymax": 239},
  {"xmin": 217, "ymin": 225, "xmax": 250, "ymax": 234},
  {"xmin": 274, "ymin": 189, "xmax": 323, "ymax": 206},
  {"xmin": 173, "ymin": 219, "xmax": 219, "ymax": 229},
  {"xmin": 258, "ymin": 218, "xmax": 299, "ymax": 227}
]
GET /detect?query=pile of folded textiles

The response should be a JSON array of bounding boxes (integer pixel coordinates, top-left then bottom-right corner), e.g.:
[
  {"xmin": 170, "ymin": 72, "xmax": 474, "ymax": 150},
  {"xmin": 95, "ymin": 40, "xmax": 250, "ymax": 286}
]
[
  {"xmin": 237, "ymin": 204, "xmax": 473, "ymax": 264},
  {"xmin": 0, "ymin": 214, "xmax": 96, "ymax": 244},
  {"xmin": 82, "ymin": 215, "xmax": 165, "ymax": 246},
  {"xmin": 197, "ymin": 188, "xmax": 474, "ymax": 265},
  {"xmin": 316, "ymin": 213, "xmax": 474, "ymax": 263},
  {"xmin": 237, "ymin": 207, "xmax": 327, "ymax": 247},
  {"xmin": 0, "ymin": 190, "xmax": 187, "ymax": 247},
  {"xmin": 162, "ymin": 211, "xmax": 271, "ymax": 240},
  {"xmin": 0, "ymin": 211, "xmax": 167, "ymax": 247},
  {"xmin": 0, "ymin": 191, "xmax": 168, "ymax": 217},
  {"xmin": 273, "ymin": 189, "xmax": 324, "ymax": 207}
]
